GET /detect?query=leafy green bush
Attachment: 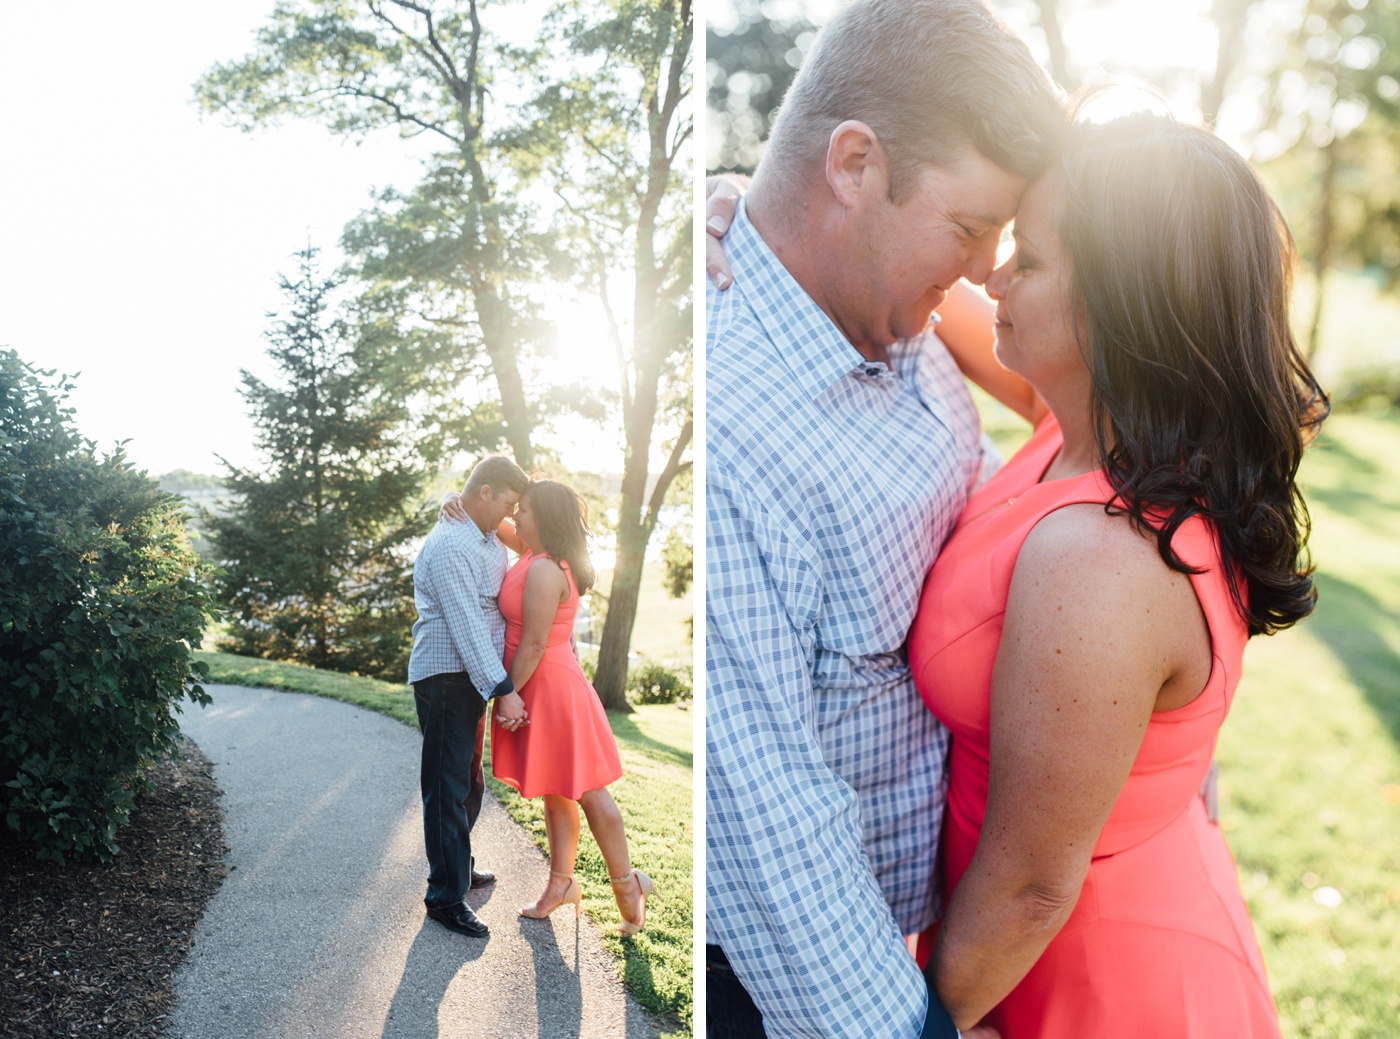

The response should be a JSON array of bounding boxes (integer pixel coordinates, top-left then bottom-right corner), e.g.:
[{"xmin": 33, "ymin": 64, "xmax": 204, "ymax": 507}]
[
  {"xmin": 626, "ymin": 661, "xmax": 692, "ymax": 705},
  {"xmin": 0, "ymin": 352, "xmax": 217, "ymax": 861}
]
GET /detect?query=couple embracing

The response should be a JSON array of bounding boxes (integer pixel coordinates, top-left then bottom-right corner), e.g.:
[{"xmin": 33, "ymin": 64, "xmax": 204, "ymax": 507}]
[
  {"xmin": 705, "ymin": 1, "xmax": 1326, "ymax": 1036},
  {"xmin": 407, "ymin": 456, "xmax": 656, "ymax": 941}
]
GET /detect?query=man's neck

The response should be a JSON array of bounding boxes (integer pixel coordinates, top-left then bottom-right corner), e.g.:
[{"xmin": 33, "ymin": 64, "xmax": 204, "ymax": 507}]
[
  {"xmin": 746, "ymin": 175, "xmax": 887, "ymax": 365},
  {"xmin": 462, "ymin": 505, "xmax": 492, "ymax": 536}
]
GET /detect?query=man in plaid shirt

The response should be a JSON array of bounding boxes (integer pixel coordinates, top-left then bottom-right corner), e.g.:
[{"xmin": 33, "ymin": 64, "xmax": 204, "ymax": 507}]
[
  {"xmin": 408, "ymin": 454, "xmax": 530, "ymax": 939},
  {"xmin": 705, "ymin": 2, "xmax": 1063, "ymax": 1035}
]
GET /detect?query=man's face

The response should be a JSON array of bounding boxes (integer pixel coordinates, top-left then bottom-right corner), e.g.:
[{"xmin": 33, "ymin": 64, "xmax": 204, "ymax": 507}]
[
  {"xmin": 842, "ymin": 150, "xmax": 1024, "ymax": 353},
  {"xmin": 483, "ymin": 488, "xmax": 521, "ymax": 532}
]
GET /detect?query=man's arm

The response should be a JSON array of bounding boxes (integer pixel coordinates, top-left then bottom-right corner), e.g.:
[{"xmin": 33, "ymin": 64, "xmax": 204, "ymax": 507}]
[
  {"xmin": 706, "ymin": 465, "xmax": 932, "ymax": 1038},
  {"xmin": 434, "ymin": 536, "xmax": 511, "ymax": 700}
]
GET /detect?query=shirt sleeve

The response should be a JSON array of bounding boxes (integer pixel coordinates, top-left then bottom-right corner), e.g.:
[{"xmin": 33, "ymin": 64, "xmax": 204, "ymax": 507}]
[
  {"xmin": 705, "ymin": 464, "xmax": 929, "ymax": 1038},
  {"xmin": 436, "ymin": 535, "xmax": 509, "ymax": 701}
]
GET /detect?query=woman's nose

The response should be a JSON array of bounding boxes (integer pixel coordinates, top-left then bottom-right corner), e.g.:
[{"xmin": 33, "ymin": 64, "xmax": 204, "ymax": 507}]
[{"xmin": 984, "ymin": 256, "xmax": 1013, "ymax": 301}]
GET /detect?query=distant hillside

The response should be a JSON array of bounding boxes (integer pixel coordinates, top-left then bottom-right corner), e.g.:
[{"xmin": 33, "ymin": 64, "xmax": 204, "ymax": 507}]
[{"xmin": 157, "ymin": 469, "xmax": 224, "ymax": 494}]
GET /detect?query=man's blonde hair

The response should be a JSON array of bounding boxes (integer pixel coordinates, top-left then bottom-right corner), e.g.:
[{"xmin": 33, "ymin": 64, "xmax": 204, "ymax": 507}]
[{"xmin": 765, "ymin": 0, "xmax": 1063, "ymax": 203}]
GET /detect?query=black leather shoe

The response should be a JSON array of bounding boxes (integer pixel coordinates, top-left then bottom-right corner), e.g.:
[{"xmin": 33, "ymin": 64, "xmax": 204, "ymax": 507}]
[
  {"xmin": 426, "ymin": 901, "xmax": 489, "ymax": 937},
  {"xmin": 470, "ymin": 867, "xmax": 496, "ymax": 887}
]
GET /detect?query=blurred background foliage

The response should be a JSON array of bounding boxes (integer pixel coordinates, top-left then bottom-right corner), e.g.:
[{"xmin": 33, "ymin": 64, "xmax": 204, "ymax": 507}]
[{"xmin": 707, "ymin": 0, "xmax": 1400, "ymax": 408}]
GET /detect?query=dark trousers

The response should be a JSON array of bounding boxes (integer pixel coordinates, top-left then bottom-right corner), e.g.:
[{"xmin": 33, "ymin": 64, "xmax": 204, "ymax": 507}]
[
  {"xmin": 706, "ymin": 945, "xmax": 767, "ymax": 1038},
  {"xmin": 413, "ymin": 672, "xmax": 487, "ymax": 909},
  {"xmin": 706, "ymin": 944, "xmax": 958, "ymax": 1039}
]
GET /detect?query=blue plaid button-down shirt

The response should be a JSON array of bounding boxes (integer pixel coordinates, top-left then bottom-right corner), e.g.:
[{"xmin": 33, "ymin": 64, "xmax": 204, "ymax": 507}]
[
  {"xmin": 706, "ymin": 201, "xmax": 986, "ymax": 1038},
  {"xmin": 407, "ymin": 519, "xmax": 510, "ymax": 698}
]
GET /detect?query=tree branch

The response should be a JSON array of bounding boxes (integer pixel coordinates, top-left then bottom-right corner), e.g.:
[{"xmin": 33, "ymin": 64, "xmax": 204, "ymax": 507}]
[
  {"xmin": 401, "ymin": 0, "xmax": 464, "ymax": 86},
  {"xmin": 334, "ymin": 83, "xmax": 461, "ymax": 144},
  {"xmin": 367, "ymin": 1, "xmax": 454, "ymax": 86},
  {"xmin": 643, "ymin": 419, "xmax": 693, "ymax": 534}
]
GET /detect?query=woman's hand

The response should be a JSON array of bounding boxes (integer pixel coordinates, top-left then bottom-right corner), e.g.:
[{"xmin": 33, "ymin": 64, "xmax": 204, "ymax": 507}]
[
  {"xmin": 440, "ymin": 492, "xmax": 467, "ymax": 524},
  {"xmin": 495, "ymin": 691, "xmax": 529, "ymax": 731},
  {"xmin": 705, "ymin": 174, "xmax": 748, "ymax": 290}
]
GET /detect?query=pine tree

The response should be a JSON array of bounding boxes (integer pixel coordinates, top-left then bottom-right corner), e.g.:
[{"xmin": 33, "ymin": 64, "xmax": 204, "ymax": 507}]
[{"xmin": 207, "ymin": 247, "xmax": 430, "ymax": 680}]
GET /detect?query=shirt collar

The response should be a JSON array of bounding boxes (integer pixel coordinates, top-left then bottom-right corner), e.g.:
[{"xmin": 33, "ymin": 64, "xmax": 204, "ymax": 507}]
[{"xmin": 726, "ymin": 198, "xmax": 870, "ymax": 402}]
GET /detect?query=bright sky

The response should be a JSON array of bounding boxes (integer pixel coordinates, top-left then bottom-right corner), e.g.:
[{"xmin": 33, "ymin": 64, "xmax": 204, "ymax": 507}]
[{"xmin": 0, "ymin": 2, "xmax": 624, "ymax": 478}]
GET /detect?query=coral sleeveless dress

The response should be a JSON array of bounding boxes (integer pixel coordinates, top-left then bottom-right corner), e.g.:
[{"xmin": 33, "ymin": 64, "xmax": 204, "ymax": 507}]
[
  {"xmin": 491, "ymin": 552, "xmax": 623, "ymax": 800},
  {"xmin": 908, "ymin": 416, "xmax": 1280, "ymax": 1038}
]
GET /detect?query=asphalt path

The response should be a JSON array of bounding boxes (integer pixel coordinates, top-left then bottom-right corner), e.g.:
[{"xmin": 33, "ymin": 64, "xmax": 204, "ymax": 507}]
[{"xmin": 171, "ymin": 683, "xmax": 661, "ymax": 1039}]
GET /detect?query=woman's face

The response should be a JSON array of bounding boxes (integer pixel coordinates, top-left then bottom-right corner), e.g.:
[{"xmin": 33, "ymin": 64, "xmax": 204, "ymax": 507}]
[
  {"xmin": 515, "ymin": 493, "xmax": 541, "ymax": 551},
  {"xmin": 984, "ymin": 176, "xmax": 1088, "ymax": 401}
]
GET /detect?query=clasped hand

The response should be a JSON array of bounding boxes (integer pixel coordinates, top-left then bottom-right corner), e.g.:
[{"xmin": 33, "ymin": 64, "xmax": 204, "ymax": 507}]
[{"xmin": 496, "ymin": 691, "xmax": 529, "ymax": 730}]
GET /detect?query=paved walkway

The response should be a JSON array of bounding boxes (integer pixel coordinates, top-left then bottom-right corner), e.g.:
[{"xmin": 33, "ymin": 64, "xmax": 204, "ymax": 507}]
[{"xmin": 172, "ymin": 684, "xmax": 660, "ymax": 1039}]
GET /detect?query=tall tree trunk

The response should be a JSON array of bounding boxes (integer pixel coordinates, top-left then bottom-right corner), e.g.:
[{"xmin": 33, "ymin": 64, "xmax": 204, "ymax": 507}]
[
  {"xmin": 592, "ymin": 415, "xmax": 691, "ymax": 710},
  {"xmin": 589, "ymin": 4, "xmax": 692, "ymax": 709},
  {"xmin": 594, "ymin": 519, "xmax": 647, "ymax": 713},
  {"xmin": 474, "ymin": 291, "xmax": 535, "ymax": 470},
  {"xmin": 1033, "ymin": 0, "xmax": 1074, "ymax": 91},
  {"xmin": 1202, "ymin": 0, "xmax": 1254, "ymax": 127},
  {"xmin": 1307, "ymin": 138, "xmax": 1338, "ymax": 362}
]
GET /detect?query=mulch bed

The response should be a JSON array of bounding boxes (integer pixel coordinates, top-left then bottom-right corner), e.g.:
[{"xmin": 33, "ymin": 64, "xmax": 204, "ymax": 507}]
[{"xmin": 0, "ymin": 739, "xmax": 229, "ymax": 1039}]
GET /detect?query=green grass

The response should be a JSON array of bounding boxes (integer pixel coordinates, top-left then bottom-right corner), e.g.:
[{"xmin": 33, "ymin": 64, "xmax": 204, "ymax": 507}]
[
  {"xmin": 974, "ymin": 404, "xmax": 1400, "ymax": 1036},
  {"xmin": 193, "ymin": 650, "xmax": 694, "ymax": 1036},
  {"xmin": 594, "ymin": 561, "xmax": 693, "ymax": 665},
  {"xmin": 1222, "ymin": 409, "xmax": 1400, "ymax": 1038}
]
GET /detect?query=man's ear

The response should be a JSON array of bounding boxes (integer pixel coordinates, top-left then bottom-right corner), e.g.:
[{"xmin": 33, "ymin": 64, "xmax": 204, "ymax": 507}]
[{"xmin": 825, "ymin": 120, "xmax": 885, "ymax": 209}]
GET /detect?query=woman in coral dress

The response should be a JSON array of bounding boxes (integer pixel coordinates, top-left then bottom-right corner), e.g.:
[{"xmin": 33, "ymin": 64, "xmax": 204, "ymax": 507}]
[
  {"xmin": 907, "ymin": 116, "xmax": 1328, "ymax": 1036},
  {"xmin": 490, "ymin": 479, "xmax": 656, "ymax": 934}
]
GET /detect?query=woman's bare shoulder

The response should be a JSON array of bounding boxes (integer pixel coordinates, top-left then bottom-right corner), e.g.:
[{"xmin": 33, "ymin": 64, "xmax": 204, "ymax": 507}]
[
  {"xmin": 1019, "ymin": 502, "xmax": 1176, "ymax": 588},
  {"xmin": 1011, "ymin": 502, "xmax": 1204, "ymax": 686},
  {"xmin": 524, "ymin": 555, "xmax": 568, "ymax": 589}
]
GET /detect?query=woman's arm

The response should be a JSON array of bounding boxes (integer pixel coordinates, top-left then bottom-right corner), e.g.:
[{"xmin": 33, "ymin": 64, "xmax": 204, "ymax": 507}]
[
  {"xmin": 507, "ymin": 558, "xmax": 569, "ymax": 693},
  {"xmin": 495, "ymin": 517, "xmax": 527, "ymax": 556},
  {"xmin": 928, "ymin": 504, "xmax": 1205, "ymax": 1028},
  {"xmin": 936, "ymin": 283, "xmax": 1047, "ymax": 425}
]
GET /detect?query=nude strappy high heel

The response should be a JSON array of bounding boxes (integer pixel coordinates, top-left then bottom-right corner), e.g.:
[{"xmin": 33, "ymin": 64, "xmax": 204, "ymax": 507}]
[
  {"xmin": 611, "ymin": 868, "xmax": 660, "ymax": 937},
  {"xmin": 520, "ymin": 869, "xmax": 583, "ymax": 920}
]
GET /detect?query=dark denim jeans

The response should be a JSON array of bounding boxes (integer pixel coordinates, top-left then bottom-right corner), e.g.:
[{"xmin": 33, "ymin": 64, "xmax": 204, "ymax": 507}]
[
  {"xmin": 705, "ymin": 944, "xmax": 957, "ymax": 1039},
  {"xmin": 413, "ymin": 672, "xmax": 488, "ymax": 909},
  {"xmin": 706, "ymin": 945, "xmax": 767, "ymax": 1038}
]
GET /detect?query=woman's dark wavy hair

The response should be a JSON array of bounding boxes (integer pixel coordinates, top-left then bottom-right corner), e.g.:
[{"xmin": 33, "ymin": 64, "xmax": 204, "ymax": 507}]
[
  {"xmin": 524, "ymin": 479, "xmax": 596, "ymax": 596},
  {"xmin": 1056, "ymin": 114, "xmax": 1329, "ymax": 636}
]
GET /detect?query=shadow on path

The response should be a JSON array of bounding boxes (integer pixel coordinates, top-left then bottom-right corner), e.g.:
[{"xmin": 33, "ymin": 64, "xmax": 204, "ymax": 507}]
[{"xmin": 380, "ymin": 921, "xmax": 487, "ymax": 1039}]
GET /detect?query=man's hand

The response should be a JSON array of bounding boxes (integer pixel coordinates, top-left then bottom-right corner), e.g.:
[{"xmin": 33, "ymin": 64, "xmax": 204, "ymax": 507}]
[
  {"xmin": 963, "ymin": 1026, "xmax": 1001, "ymax": 1039},
  {"xmin": 495, "ymin": 691, "xmax": 529, "ymax": 730},
  {"xmin": 440, "ymin": 491, "xmax": 468, "ymax": 524},
  {"xmin": 705, "ymin": 174, "xmax": 747, "ymax": 290}
]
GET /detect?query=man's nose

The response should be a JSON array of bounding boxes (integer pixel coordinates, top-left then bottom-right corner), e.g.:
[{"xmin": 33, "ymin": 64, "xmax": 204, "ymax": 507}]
[{"xmin": 962, "ymin": 234, "xmax": 1001, "ymax": 286}]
